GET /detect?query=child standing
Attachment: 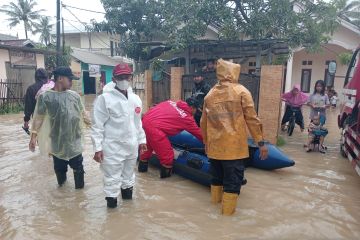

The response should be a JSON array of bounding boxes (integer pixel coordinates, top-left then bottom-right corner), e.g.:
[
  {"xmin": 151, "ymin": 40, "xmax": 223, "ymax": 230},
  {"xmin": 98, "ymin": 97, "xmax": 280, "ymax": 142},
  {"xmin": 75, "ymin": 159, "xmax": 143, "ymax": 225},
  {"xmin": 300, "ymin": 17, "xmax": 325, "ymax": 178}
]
[
  {"xmin": 307, "ymin": 80, "xmax": 330, "ymax": 125},
  {"xmin": 330, "ymin": 91, "xmax": 338, "ymax": 108}
]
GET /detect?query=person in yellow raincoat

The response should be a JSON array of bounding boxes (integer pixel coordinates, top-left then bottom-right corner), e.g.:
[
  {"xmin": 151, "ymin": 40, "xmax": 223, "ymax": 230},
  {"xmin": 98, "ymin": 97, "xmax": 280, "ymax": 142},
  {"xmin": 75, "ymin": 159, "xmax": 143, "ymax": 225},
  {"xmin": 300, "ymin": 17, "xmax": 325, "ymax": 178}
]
[
  {"xmin": 29, "ymin": 67, "xmax": 90, "ymax": 189},
  {"xmin": 200, "ymin": 59, "xmax": 268, "ymax": 216}
]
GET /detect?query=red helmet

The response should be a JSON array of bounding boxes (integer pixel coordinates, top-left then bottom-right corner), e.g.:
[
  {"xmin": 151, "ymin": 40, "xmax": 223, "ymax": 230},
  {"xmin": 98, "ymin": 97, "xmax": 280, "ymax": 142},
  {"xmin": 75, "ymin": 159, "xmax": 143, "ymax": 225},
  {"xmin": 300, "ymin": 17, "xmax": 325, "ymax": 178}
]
[{"xmin": 113, "ymin": 63, "xmax": 132, "ymax": 76}]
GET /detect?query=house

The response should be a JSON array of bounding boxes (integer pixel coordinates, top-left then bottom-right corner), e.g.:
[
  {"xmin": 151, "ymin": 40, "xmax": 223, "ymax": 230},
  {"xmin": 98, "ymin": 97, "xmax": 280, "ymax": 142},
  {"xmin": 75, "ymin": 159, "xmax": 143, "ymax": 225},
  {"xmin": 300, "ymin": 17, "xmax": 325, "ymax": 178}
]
[
  {"xmin": 0, "ymin": 33, "xmax": 18, "ymax": 41},
  {"xmin": 69, "ymin": 47, "xmax": 129, "ymax": 95},
  {"xmin": 56, "ymin": 30, "xmax": 122, "ymax": 57},
  {"xmin": 284, "ymin": 19, "xmax": 360, "ymax": 94},
  {"xmin": 0, "ymin": 35, "xmax": 47, "ymax": 96}
]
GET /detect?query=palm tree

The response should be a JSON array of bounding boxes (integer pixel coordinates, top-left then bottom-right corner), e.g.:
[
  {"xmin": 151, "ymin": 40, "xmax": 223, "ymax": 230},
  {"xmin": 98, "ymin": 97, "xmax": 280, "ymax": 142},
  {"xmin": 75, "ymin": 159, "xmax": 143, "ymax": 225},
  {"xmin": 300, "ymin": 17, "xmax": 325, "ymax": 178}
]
[
  {"xmin": 33, "ymin": 17, "xmax": 53, "ymax": 45},
  {"xmin": 0, "ymin": 0, "xmax": 44, "ymax": 39},
  {"xmin": 339, "ymin": 0, "xmax": 360, "ymax": 27}
]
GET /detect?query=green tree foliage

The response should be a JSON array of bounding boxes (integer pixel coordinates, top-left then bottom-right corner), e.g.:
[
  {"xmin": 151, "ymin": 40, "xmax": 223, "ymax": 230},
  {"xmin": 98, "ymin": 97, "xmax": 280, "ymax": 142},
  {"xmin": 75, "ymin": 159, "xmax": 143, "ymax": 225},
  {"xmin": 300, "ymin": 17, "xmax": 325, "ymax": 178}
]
[
  {"xmin": 32, "ymin": 16, "xmax": 53, "ymax": 46},
  {"xmin": 97, "ymin": 0, "xmax": 346, "ymax": 60},
  {"xmin": 37, "ymin": 45, "xmax": 72, "ymax": 71},
  {"xmin": 338, "ymin": 52, "xmax": 353, "ymax": 65},
  {"xmin": 0, "ymin": 0, "xmax": 44, "ymax": 39}
]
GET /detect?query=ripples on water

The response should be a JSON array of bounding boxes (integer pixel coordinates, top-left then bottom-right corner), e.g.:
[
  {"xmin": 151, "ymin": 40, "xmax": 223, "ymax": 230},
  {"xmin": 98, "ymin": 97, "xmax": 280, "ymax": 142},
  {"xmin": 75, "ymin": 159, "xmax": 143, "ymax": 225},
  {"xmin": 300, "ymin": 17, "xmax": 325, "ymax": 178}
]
[{"xmin": 0, "ymin": 104, "xmax": 360, "ymax": 239}]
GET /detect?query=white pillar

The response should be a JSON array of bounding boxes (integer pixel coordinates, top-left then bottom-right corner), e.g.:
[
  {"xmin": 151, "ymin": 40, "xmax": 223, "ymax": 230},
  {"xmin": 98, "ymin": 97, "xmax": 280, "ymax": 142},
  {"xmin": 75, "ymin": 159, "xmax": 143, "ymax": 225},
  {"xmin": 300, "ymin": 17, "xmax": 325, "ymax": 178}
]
[{"xmin": 285, "ymin": 52, "xmax": 294, "ymax": 92}]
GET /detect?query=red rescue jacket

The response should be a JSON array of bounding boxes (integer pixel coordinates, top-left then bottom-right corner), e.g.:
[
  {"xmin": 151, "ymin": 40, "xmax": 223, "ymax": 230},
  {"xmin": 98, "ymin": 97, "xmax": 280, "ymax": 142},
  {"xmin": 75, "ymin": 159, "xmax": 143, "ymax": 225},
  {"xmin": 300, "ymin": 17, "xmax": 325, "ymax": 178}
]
[{"xmin": 142, "ymin": 100, "xmax": 203, "ymax": 141}]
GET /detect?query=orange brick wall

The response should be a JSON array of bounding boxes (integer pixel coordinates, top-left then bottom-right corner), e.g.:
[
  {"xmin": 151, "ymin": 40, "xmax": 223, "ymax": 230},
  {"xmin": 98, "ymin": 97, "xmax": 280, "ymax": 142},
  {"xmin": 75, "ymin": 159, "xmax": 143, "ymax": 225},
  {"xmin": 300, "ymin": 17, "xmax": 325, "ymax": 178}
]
[
  {"xmin": 258, "ymin": 65, "xmax": 284, "ymax": 144},
  {"xmin": 144, "ymin": 70, "xmax": 152, "ymax": 111},
  {"xmin": 170, "ymin": 67, "xmax": 184, "ymax": 101}
]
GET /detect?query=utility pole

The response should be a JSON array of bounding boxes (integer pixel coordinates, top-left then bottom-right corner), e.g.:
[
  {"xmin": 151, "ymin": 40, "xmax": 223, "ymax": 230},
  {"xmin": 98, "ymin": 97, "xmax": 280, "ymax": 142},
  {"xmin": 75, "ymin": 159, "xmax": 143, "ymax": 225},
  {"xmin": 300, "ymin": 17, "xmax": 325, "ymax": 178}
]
[
  {"xmin": 56, "ymin": 0, "xmax": 61, "ymax": 67},
  {"xmin": 87, "ymin": 30, "xmax": 92, "ymax": 51},
  {"xmin": 62, "ymin": 17, "xmax": 65, "ymax": 54}
]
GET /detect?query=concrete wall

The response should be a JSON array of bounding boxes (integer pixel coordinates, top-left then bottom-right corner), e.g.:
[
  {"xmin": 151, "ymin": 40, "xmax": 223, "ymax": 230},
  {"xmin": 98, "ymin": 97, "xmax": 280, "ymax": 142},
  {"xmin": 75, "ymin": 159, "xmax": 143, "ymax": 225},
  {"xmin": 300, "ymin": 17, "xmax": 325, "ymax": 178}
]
[
  {"xmin": 63, "ymin": 33, "xmax": 81, "ymax": 48},
  {"xmin": 291, "ymin": 44, "xmax": 351, "ymax": 94},
  {"xmin": 79, "ymin": 32, "xmax": 121, "ymax": 50},
  {"xmin": 329, "ymin": 24, "xmax": 360, "ymax": 51},
  {"xmin": 0, "ymin": 49, "xmax": 10, "ymax": 80},
  {"xmin": 35, "ymin": 54, "xmax": 45, "ymax": 68},
  {"xmin": 101, "ymin": 65, "xmax": 113, "ymax": 84},
  {"xmin": 70, "ymin": 60, "xmax": 82, "ymax": 95}
]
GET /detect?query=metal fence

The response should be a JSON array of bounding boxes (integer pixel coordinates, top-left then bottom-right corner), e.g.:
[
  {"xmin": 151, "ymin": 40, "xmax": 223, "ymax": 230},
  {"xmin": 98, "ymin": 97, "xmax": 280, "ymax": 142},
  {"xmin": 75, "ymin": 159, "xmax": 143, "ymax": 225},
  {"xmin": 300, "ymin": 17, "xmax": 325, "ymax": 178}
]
[
  {"xmin": 182, "ymin": 72, "xmax": 260, "ymax": 112},
  {"xmin": 152, "ymin": 71, "xmax": 171, "ymax": 104},
  {"xmin": 0, "ymin": 79, "xmax": 23, "ymax": 107}
]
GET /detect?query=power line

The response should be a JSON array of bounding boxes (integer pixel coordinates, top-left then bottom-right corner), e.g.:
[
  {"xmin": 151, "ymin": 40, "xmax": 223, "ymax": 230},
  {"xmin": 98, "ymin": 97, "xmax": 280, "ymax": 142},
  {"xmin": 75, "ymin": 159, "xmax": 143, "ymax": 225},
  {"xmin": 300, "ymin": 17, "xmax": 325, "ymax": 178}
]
[
  {"xmin": 62, "ymin": 4, "xmax": 88, "ymax": 26},
  {"xmin": 61, "ymin": 3, "xmax": 106, "ymax": 14},
  {"xmin": 49, "ymin": 15, "xmax": 90, "ymax": 25},
  {"xmin": 63, "ymin": 19, "xmax": 84, "ymax": 33},
  {"xmin": 62, "ymin": 5, "xmax": 111, "ymax": 48}
]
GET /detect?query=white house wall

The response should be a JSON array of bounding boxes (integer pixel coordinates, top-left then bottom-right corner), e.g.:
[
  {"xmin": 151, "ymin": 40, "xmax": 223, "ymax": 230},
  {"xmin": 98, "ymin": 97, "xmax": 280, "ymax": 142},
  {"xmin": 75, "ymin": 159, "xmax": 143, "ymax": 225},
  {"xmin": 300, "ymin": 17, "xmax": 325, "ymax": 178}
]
[
  {"xmin": 36, "ymin": 54, "xmax": 45, "ymax": 68},
  {"xmin": 63, "ymin": 33, "xmax": 81, "ymax": 48},
  {"xmin": 328, "ymin": 25, "xmax": 360, "ymax": 50},
  {"xmin": 80, "ymin": 32, "xmax": 120, "ymax": 49},
  {"xmin": 0, "ymin": 49, "xmax": 10, "ymax": 80},
  {"xmin": 291, "ymin": 44, "xmax": 350, "ymax": 94}
]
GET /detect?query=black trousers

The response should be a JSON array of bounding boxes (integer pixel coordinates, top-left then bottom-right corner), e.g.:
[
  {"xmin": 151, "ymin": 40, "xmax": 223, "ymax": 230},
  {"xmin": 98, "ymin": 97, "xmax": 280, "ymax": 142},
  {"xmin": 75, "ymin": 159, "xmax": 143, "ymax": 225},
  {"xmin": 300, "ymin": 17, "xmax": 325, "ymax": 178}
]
[
  {"xmin": 194, "ymin": 110, "xmax": 202, "ymax": 127},
  {"xmin": 281, "ymin": 105, "xmax": 304, "ymax": 129},
  {"xmin": 53, "ymin": 154, "xmax": 84, "ymax": 174},
  {"xmin": 210, "ymin": 159, "xmax": 245, "ymax": 194}
]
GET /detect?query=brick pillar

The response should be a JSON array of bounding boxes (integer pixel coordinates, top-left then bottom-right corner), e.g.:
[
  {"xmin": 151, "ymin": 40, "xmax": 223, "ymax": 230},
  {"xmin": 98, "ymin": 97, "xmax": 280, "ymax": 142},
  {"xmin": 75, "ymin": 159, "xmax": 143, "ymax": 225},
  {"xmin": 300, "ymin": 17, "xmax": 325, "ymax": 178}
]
[
  {"xmin": 170, "ymin": 67, "xmax": 184, "ymax": 101},
  {"xmin": 258, "ymin": 65, "xmax": 284, "ymax": 144},
  {"xmin": 144, "ymin": 70, "xmax": 152, "ymax": 111}
]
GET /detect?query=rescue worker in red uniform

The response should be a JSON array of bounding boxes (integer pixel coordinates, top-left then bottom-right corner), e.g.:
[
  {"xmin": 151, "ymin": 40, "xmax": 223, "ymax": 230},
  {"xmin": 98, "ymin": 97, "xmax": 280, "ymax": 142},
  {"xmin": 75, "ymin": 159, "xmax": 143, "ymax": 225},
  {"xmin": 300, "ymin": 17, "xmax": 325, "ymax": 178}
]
[{"xmin": 139, "ymin": 98, "xmax": 203, "ymax": 178}]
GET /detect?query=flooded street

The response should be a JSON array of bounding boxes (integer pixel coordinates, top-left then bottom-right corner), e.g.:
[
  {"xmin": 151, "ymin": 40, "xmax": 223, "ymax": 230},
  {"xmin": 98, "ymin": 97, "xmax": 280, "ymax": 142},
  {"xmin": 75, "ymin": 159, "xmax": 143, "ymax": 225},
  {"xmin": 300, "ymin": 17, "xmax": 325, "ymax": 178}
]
[{"xmin": 1, "ymin": 99, "xmax": 360, "ymax": 240}]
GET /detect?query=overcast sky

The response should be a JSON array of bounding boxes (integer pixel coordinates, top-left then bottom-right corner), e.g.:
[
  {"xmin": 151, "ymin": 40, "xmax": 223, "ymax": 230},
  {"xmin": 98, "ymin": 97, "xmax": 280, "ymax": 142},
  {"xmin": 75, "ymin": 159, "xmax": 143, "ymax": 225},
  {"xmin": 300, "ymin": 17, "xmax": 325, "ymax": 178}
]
[{"xmin": 0, "ymin": 0, "xmax": 106, "ymax": 41}]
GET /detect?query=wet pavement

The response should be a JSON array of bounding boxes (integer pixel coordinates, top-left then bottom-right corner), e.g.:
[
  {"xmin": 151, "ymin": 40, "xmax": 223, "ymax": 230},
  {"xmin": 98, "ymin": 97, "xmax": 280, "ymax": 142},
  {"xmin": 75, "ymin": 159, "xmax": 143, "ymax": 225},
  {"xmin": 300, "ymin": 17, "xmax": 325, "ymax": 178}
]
[{"xmin": 1, "ymin": 99, "xmax": 360, "ymax": 240}]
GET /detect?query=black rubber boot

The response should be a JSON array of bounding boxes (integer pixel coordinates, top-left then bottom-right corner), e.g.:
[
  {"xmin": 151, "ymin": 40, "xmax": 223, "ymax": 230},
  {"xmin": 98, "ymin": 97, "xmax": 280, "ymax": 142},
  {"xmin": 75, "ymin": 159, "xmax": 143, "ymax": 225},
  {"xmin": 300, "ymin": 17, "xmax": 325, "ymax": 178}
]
[
  {"xmin": 105, "ymin": 197, "xmax": 117, "ymax": 208},
  {"xmin": 55, "ymin": 172, "xmax": 67, "ymax": 186},
  {"xmin": 138, "ymin": 160, "xmax": 148, "ymax": 172},
  {"xmin": 121, "ymin": 187, "xmax": 133, "ymax": 200},
  {"xmin": 242, "ymin": 178, "xmax": 247, "ymax": 186},
  {"xmin": 160, "ymin": 165, "xmax": 173, "ymax": 179},
  {"xmin": 73, "ymin": 169, "xmax": 84, "ymax": 189}
]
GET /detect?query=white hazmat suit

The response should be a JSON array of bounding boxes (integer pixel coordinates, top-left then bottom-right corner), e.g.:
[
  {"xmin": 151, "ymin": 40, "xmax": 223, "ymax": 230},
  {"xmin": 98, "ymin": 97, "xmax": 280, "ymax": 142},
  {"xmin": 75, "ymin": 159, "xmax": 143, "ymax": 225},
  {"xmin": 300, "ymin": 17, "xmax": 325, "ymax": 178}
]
[{"xmin": 91, "ymin": 85, "xmax": 146, "ymax": 197}]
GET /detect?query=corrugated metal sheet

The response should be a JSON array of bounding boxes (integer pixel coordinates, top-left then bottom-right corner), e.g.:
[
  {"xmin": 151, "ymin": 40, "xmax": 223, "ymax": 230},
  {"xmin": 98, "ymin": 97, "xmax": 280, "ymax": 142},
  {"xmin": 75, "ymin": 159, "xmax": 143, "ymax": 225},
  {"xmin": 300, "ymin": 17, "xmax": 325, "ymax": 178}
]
[{"xmin": 71, "ymin": 48, "xmax": 122, "ymax": 66}]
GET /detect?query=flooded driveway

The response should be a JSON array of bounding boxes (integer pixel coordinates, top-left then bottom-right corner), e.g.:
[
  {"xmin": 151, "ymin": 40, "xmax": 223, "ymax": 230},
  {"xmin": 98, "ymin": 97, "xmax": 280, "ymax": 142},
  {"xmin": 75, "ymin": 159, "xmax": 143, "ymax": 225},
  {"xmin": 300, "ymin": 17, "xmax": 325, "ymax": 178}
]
[{"xmin": 1, "ymin": 100, "xmax": 360, "ymax": 239}]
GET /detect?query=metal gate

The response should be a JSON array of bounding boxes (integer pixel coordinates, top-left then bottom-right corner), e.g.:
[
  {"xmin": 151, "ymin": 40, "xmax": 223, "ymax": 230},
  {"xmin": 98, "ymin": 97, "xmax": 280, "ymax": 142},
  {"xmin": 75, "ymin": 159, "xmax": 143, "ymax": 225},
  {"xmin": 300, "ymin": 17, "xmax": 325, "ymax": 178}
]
[
  {"xmin": 5, "ymin": 62, "xmax": 35, "ymax": 96},
  {"xmin": 152, "ymin": 71, "xmax": 171, "ymax": 104},
  {"xmin": 182, "ymin": 72, "xmax": 260, "ymax": 112}
]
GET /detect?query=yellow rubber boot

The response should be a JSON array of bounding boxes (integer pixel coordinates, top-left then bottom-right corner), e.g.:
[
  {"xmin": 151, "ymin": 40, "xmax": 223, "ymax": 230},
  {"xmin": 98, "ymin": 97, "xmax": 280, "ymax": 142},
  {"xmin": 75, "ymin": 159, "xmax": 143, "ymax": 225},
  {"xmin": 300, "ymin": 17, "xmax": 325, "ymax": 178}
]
[
  {"xmin": 221, "ymin": 192, "xmax": 238, "ymax": 216},
  {"xmin": 211, "ymin": 185, "xmax": 223, "ymax": 204}
]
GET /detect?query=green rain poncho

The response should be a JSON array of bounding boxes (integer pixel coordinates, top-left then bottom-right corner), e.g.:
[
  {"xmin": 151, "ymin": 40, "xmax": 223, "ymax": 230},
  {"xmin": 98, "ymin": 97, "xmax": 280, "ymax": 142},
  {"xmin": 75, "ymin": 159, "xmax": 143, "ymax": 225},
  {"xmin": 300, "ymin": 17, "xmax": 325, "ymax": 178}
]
[{"xmin": 31, "ymin": 90, "xmax": 90, "ymax": 160}]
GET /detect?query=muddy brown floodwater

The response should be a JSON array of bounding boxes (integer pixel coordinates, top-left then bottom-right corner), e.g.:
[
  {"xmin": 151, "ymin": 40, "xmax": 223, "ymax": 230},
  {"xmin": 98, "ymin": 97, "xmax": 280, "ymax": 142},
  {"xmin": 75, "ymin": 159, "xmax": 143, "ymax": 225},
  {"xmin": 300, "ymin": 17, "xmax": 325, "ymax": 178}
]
[{"xmin": 1, "ymin": 96, "xmax": 360, "ymax": 240}]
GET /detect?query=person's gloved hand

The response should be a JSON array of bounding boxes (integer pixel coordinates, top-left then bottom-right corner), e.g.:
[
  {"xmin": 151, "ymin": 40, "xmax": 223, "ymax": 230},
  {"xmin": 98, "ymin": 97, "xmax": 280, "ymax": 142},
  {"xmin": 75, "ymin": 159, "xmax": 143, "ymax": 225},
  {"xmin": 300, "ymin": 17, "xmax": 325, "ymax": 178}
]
[
  {"xmin": 93, "ymin": 151, "xmax": 104, "ymax": 163},
  {"xmin": 259, "ymin": 145, "xmax": 268, "ymax": 160}
]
